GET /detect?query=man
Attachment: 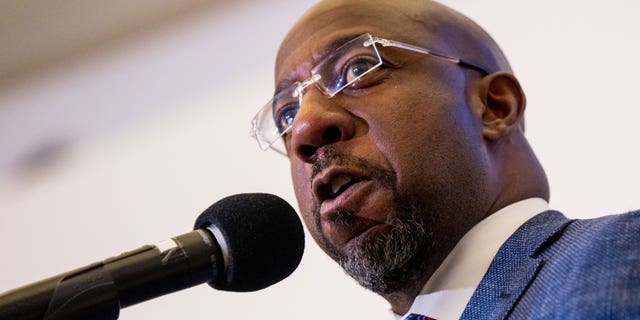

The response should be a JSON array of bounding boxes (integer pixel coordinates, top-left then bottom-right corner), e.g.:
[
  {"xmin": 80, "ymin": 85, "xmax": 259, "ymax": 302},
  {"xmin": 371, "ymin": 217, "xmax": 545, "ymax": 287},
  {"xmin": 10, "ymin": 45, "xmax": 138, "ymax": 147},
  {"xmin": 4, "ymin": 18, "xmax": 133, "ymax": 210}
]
[{"xmin": 250, "ymin": 0, "xmax": 640, "ymax": 318}]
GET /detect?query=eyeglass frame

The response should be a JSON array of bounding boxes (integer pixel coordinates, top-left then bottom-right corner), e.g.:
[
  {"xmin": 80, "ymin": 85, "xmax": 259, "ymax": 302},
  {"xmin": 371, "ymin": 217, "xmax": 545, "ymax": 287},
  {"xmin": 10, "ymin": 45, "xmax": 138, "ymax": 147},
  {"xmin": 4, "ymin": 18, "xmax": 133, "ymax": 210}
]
[{"xmin": 250, "ymin": 32, "xmax": 490, "ymax": 156}]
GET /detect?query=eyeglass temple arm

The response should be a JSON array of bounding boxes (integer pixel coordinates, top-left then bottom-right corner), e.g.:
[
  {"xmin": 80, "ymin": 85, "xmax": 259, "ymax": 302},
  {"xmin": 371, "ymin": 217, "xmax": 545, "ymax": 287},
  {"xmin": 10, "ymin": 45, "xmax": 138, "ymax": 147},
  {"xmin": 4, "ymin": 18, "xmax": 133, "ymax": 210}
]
[{"xmin": 368, "ymin": 37, "xmax": 490, "ymax": 76}]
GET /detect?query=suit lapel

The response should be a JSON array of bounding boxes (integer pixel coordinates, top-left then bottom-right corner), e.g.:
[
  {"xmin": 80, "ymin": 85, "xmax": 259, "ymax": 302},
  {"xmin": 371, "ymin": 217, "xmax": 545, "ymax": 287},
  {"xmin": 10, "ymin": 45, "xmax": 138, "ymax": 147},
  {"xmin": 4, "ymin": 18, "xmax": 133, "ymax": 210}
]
[{"xmin": 460, "ymin": 211, "xmax": 573, "ymax": 320}]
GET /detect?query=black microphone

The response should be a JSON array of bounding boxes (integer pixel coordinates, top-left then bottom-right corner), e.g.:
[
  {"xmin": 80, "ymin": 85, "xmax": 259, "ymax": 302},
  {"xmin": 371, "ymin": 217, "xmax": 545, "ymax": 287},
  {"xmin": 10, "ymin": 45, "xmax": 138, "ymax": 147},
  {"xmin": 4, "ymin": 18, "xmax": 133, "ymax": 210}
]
[{"xmin": 0, "ymin": 193, "xmax": 305, "ymax": 320}]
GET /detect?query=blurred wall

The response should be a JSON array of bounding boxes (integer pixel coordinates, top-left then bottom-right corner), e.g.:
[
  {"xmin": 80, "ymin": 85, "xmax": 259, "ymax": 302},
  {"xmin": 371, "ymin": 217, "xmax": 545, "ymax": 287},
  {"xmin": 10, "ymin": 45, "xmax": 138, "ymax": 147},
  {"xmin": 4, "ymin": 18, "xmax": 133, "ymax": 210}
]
[{"xmin": 1, "ymin": 1, "xmax": 639, "ymax": 319}]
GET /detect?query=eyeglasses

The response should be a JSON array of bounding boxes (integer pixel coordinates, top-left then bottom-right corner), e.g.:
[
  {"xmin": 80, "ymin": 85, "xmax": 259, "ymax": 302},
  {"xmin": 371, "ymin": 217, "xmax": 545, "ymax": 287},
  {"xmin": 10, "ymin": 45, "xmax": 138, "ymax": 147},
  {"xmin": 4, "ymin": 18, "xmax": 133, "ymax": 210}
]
[{"xmin": 250, "ymin": 33, "xmax": 489, "ymax": 155}]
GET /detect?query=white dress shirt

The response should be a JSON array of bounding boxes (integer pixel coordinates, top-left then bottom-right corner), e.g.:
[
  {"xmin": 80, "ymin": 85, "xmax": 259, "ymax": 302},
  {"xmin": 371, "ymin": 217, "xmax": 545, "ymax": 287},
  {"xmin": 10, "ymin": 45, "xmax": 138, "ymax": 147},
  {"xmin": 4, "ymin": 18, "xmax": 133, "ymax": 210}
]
[{"xmin": 393, "ymin": 198, "xmax": 549, "ymax": 320}]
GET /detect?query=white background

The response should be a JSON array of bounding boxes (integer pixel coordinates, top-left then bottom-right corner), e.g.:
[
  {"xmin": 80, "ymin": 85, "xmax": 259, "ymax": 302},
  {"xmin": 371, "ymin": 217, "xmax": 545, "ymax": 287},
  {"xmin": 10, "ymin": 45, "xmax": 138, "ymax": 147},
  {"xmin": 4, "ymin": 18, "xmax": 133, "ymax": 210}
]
[{"xmin": 1, "ymin": 1, "xmax": 639, "ymax": 319}]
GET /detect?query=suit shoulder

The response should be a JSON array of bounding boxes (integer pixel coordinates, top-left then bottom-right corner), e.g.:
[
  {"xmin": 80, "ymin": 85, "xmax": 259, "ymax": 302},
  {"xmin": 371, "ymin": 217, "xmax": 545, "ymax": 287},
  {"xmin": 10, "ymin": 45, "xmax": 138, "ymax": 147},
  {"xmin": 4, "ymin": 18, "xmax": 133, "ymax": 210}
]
[
  {"xmin": 526, "ymin": 210, "xmax": 640, "ymax": 317},
  {"xmin": 546, "ymin": 211, "xmax": 640, "ymax": 263},
  {"xmin": 566, "ymin": 210, "xmax": 640, "ymax": 243}
]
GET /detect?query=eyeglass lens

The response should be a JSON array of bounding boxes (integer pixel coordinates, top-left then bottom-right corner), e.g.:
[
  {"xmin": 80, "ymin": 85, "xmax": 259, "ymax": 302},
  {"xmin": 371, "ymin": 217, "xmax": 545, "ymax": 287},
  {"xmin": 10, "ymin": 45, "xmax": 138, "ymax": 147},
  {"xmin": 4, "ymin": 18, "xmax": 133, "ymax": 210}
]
[{"xmin": 255, "ymin": 33, "xmax": 381, "ymax": 152}]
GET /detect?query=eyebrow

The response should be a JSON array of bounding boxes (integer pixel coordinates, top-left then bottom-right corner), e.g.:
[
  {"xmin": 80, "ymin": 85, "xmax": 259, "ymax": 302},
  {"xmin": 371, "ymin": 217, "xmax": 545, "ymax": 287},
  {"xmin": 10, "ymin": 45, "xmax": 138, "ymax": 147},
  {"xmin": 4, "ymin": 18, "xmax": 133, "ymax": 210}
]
[{"xmin": 274, "ymin": 34, "xmax": 363, "ymax": 95}]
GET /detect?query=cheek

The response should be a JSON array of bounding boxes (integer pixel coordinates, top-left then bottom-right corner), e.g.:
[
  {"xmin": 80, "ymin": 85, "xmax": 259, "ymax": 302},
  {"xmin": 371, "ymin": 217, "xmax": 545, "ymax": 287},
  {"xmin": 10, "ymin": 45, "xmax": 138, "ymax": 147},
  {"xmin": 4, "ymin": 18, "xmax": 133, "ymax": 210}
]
[
  {"xmin": 363, "ymin": 87, "xmax": 443, "ymax": 165},
  {"xmin": 289, "ymin": 161, "xmax": 319, "ymax": 234},
  {"xmin": 366, "ymin": 75, "xmax": 482, "ymax": 188}
]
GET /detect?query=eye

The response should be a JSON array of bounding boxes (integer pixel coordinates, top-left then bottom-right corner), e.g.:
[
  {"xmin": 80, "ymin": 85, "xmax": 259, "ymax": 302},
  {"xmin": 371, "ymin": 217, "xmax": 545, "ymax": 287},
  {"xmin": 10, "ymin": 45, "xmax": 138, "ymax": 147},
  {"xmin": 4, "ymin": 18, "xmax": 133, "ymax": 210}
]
[
  {"xmin": 274, "ymin": 103, "xmax": 299, "ymax": 134},
  {"xmin": 342, "ymin": 57, "xmax": 380, "ymax": 85}
]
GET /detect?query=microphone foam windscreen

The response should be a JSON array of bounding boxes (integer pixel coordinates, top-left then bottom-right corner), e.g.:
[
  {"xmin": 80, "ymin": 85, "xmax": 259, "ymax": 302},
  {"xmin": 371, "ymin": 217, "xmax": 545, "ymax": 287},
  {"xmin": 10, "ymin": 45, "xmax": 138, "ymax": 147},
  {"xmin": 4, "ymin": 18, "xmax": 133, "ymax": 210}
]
[{"xmin": 193, "ymin": 193, "xmax": 304, "ymax": 292}]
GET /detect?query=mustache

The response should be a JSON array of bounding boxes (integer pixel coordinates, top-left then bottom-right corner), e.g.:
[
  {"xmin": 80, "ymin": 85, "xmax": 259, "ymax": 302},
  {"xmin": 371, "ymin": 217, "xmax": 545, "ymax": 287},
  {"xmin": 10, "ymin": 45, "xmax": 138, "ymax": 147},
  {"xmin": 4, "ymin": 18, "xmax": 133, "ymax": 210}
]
[
  {"xmin": 310, "ymin": 146, "xmax": 396, "ymax": 185},
  {"xmin": 310, "ymin": 146, "xmax": 340, "ymax": 180},
  {"xmin": 309, "ymin": 147, "xmax": 397, "ymax": 226}
]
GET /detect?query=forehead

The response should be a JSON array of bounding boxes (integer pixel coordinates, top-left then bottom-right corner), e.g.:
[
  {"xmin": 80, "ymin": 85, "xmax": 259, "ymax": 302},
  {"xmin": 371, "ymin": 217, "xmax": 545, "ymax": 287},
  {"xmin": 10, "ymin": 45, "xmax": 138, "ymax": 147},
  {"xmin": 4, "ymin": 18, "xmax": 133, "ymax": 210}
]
[{"xmin": 275, "ymin": 1, "xmax": 429, "ymax": 88}]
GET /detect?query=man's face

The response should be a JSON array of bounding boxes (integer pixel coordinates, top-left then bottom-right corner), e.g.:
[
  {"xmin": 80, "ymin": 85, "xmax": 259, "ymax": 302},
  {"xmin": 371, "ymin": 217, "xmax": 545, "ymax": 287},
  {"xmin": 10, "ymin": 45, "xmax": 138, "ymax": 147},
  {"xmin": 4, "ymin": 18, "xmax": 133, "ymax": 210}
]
[{"xmin": 275, "ymin": 1, "xmax": 494, "ymax": 293}]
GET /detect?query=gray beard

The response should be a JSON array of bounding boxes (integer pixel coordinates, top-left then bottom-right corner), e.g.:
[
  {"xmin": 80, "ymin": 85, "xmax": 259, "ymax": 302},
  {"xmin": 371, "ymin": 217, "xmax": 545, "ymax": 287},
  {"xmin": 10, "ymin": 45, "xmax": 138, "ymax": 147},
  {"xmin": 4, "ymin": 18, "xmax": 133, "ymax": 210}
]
[
  {"xmin": 335, "ymin": 210, "xmax": 431, "ymax": 294},
  {"xmin": 311, "ymin": 149, "xmax": 433, "ymax": 295}
]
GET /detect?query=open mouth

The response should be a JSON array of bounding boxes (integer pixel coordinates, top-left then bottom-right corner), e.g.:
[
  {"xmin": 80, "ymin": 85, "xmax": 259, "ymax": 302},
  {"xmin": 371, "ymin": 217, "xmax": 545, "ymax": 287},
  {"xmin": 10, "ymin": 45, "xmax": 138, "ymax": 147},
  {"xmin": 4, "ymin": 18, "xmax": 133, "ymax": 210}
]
[
  {"xmin": 313, "ymin": 167, "xmax": 371, "ymax": 207},
  {"xmin": 329, "ymin": 174, "xmax": 361, "ymax": 199}
]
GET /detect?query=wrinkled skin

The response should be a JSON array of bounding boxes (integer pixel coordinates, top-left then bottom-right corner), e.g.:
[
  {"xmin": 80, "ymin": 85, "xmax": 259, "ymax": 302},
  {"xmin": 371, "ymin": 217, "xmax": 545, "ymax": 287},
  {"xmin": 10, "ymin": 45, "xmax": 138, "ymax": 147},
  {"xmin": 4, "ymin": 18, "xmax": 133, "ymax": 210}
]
[{"xmin": 274, "ymin": 0, "xmax": 548, "ymax": 313}]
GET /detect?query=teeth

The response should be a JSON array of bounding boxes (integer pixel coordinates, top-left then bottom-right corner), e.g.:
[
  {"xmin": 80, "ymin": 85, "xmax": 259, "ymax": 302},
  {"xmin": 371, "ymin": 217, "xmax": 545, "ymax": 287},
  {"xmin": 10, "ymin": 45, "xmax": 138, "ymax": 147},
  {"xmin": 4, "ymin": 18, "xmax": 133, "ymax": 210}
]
[{"xmin": 331, "ymin": 174, "xmax": 352, "ymax": 195}]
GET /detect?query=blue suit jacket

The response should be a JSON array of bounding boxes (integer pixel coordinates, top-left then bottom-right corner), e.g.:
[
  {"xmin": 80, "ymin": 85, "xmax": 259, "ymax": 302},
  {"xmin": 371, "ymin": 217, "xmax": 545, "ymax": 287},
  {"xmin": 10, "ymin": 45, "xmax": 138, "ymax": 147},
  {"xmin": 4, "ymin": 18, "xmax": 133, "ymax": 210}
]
[{"xmin": 460, "ymin": 210, "xmax": 640, "ymax": 319}]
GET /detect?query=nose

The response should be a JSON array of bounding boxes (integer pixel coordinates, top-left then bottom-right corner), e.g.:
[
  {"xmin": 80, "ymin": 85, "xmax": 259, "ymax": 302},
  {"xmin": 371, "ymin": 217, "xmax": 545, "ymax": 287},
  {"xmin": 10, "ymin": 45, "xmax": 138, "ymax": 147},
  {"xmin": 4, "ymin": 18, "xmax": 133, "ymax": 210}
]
[{"xmin": 289, "ymin": 89, "xmax": 356, "ymax": 162}]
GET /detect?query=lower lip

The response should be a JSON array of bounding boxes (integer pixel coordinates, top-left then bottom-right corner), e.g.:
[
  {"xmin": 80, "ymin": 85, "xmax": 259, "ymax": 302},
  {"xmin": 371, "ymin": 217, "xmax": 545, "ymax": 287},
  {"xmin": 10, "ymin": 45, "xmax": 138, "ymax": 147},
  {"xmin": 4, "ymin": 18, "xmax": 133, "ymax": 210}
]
[
  {"xmin": 319, "ymin": 180, "xmax": 394, "ymax": 246},
  {"xmin": 319, "ymin": 180, "xmax": 373, "ymax": 217}
]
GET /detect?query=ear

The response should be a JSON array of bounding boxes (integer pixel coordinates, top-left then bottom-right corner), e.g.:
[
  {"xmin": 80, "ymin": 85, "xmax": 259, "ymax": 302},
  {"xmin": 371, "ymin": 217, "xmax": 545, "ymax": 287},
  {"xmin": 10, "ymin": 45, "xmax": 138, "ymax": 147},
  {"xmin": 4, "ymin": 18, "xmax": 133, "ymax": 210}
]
[{"xmin": 476, "ymin": 72, "xmax": 526, "ymax": 140}]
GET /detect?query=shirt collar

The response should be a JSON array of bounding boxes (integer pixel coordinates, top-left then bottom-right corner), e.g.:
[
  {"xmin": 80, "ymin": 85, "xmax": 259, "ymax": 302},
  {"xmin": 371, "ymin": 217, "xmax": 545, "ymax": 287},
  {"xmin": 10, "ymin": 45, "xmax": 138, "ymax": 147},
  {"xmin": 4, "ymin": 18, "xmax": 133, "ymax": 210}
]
[{"xmin": 393, "ymin": 198, "xmax": 549, "ymax": 319}]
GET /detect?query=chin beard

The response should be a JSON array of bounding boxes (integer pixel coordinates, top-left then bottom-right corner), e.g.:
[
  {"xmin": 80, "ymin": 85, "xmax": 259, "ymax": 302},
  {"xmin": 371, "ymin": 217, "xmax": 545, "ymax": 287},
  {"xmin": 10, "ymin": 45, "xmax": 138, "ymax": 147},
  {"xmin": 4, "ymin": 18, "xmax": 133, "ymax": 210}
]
[
  {"xmin": 310, "ymin": 148, "xmax": 434, "ymax": 295},
  {"xmin": 318, "ymin": 194, "xmax": 434, "ymax": 295},
  {"xmin": 338, "ymin": 212, "xmax": 430, "ymax": 294}
]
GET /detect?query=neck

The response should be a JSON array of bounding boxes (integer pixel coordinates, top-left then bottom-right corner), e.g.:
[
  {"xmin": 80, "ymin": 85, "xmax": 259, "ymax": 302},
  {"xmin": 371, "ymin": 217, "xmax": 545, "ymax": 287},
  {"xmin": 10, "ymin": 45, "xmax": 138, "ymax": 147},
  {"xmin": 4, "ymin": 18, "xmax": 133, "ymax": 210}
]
[
  {"xmin": 385, "ymin": 292, "xmax": 418, "ymax": 315},
  {"xmin": 381, "ymin": 228, "xmax": 464, "ymax": 315},
  {"xmin": 492, "ymin": 134, "xmax": 550, "ymax": 211}
]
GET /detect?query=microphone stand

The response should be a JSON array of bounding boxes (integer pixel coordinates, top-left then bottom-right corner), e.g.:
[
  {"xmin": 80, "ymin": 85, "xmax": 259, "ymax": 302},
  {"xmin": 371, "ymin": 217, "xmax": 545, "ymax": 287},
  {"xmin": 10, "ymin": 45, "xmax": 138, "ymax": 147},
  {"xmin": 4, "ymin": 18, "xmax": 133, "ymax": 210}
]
[{"xmin": 0, "ymin": 230, "xmax": 220, "ymax": 320}]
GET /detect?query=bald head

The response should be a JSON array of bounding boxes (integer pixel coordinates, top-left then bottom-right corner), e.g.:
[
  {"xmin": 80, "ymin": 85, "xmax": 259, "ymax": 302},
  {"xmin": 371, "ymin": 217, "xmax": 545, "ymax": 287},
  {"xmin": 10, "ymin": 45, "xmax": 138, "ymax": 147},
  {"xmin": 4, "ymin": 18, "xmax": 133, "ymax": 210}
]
[{"xmin": 277, "ymin": 0, "xmax": 512, "ymax": 81}]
